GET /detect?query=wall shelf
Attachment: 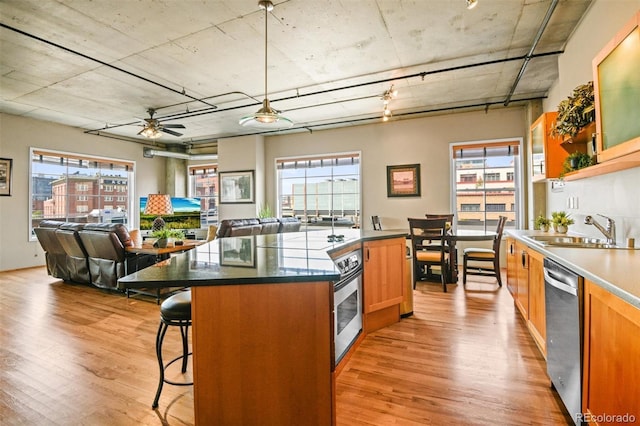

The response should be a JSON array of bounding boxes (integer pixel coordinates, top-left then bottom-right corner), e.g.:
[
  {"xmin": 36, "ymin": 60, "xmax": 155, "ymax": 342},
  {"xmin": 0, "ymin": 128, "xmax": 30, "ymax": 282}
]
[{"xmin": 563, "ymin": 149, "xmax": 640, "ymax": 181}]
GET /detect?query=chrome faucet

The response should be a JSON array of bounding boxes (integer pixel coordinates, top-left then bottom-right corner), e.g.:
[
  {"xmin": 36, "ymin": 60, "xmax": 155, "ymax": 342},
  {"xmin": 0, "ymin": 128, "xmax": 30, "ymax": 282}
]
[{"xmin": 584, "ymin": 214, "xmax": 616, "ymax": 244}]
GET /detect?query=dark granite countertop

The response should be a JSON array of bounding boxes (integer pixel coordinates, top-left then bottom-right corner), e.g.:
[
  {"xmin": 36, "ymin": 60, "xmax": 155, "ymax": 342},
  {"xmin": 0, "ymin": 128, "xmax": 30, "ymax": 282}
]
[{"xmin": 118, "ymin": 229, "xmax": 407, "ymax": 289}]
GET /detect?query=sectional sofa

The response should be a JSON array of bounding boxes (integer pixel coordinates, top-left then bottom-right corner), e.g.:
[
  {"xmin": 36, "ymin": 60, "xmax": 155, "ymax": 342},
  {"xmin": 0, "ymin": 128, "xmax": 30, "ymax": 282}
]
[{"xmin": 34, "ymin": 221, "xmax": 156, "ymax": 290}]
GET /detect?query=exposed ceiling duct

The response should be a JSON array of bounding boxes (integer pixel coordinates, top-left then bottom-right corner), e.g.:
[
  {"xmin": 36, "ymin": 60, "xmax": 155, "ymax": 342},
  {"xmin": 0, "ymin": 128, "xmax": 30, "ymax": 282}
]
[{"xmin": 143, "ymin": 148, "xmax": 218, "ymax": 161}]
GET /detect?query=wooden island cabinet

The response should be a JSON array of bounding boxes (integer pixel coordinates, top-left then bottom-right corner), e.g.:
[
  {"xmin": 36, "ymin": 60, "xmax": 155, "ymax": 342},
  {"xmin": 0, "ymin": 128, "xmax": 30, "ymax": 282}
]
[
  {"xmin": 119, "ymin": 230, "xmax": 409, "ymax": 425},
  {"xmin": 191, "ymin": 282, "xmax": 334, "ymax": 425},
  {"xmin": 362, "ymin": 237, "xmax": 405, "ymax": 333}
]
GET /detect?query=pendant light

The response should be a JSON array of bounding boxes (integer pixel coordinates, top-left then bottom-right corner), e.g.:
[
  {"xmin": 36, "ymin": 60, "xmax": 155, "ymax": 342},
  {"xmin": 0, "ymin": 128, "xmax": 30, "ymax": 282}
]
[{"xmin": 239, "ymin": 0, "xmax": 293, "ymax": 128}]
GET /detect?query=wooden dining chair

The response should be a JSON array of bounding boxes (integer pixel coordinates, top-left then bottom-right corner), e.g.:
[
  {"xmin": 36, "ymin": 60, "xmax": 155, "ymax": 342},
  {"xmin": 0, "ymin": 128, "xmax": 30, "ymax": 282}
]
[
  {"xmin": 408, "ymin": 218, "xmax": 450, "ymax": 292},
  {"xmin": 462, "ymin": 216, "xmax": 507, "ymax": 286}
]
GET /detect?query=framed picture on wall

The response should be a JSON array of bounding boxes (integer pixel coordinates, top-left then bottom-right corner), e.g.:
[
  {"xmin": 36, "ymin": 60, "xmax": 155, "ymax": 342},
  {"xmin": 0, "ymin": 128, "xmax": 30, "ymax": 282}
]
[
  {"xmin": 219, "ymin": 170, "xmax": 255, "ymax": 204},
  {"xmin": 0, "ymin": 158, "xmax": 12, "ymax": 196},
  {"xmin": 386, "ymin": 163, "xmax": 421, "ymax": 197}
]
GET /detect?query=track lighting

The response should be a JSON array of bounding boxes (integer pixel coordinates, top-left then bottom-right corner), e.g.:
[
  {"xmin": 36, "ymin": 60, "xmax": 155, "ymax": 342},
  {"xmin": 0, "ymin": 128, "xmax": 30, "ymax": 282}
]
[{"xmin": 381, "ymin": 85, "xmax": 397, "ymax": 122}]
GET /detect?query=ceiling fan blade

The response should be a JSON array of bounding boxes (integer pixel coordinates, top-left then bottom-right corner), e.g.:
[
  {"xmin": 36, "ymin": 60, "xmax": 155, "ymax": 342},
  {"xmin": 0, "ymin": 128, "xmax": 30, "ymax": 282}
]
[
  {"xmin": 161, "ymin": 128, "xmax": 183, "ymax": 137},
  {"xmin": 162, "ymin": 123, "xmax": 186, "ymax": 129},
  {"xmin": 137, "ymin": 129, "xmax": 145, "ymax": 135}
]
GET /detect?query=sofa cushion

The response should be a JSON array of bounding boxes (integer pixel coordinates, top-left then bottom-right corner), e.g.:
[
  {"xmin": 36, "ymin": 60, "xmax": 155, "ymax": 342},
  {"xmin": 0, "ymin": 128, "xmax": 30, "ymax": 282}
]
[
  {"xmin": 278, "ymin": 217, "xmax": 301, "ymax": 233},
  {"xmin": 83, "ymin": 223, "xmax": 133, "ymax": 247},
  {"xmin": 258, "ymin": 217, "xmax": 280, "ymax": 234}
]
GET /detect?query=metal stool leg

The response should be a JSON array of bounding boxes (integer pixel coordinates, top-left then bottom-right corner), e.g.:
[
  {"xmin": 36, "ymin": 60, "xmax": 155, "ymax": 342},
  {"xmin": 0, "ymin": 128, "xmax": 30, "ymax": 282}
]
[
  {"xmin": 152, "ymin": 321, "xmax": 168, "ymax": 409},
  {"xmin": 180, "ymin": 325, "xmax": 189, "ymax": 373}
]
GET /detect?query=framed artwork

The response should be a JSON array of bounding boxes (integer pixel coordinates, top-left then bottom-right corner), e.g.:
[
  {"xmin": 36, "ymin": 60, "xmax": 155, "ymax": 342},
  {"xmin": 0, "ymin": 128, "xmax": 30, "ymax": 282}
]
[
  {"xmin": 219, "ymin": 170, "xmax": 255, "ymax": 204},
  {"xmin": 387, "ymin": 163, "xmax": 421, "ymax": 197},
  {"xmin": 0, "ymin": 158, "xmax": 12, "ymax": 196},
  {"xmin": 220, "ymin": 236, "xmax": 256, "ymax": 267}
]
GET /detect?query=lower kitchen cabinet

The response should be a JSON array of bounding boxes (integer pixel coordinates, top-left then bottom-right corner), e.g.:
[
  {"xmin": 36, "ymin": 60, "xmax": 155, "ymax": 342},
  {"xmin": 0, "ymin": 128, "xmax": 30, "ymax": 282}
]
[
  {"xmin": 582, "ymin": 279, "xmax": 640, "ymax": 424},
  {"xmin": 515, "ymin": 241, "xmax": 529, "ymax": 319},
  {"xmin": 506, "ymin": 237, "xmax": 518, "ymax": 298},
  {"xmin": 527, "ymin": 249, "xmax": 546, "ymax": 356},
  {"xmin": 363, "ymin": 237, "xmax": 404, "ymax": 333},
  {"xmin": 508, "ymin": 240, "xmax": 546, "ymax": 357}
]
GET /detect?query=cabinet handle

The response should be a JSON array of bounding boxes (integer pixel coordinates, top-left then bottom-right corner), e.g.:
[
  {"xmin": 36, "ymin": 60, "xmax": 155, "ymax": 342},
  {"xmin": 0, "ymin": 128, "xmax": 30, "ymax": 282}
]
[
  {"xmin": 510, "ymin": 243, "xmax": 514, "ymax": 255},
  {"xmin": 366, "ymin": 248, "xmax": 370, "ymax": 261},
  {"xmin": 521, "ymin": 251, "xmax": 526, "ymax": 267}
]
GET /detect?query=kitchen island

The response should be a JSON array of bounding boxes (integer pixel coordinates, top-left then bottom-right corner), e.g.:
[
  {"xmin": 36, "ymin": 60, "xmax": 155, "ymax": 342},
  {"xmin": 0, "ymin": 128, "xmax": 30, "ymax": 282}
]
[{"xmin": 118, "ymin": 229, "xmax": 406, "ymax": 425}]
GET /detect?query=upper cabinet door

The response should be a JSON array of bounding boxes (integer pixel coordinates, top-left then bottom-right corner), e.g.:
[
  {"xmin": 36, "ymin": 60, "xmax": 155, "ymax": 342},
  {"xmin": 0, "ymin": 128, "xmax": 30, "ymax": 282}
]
[
  {"xmin": 593, "ymin": 11, "xmax": 640, "ymax": 163},
  {"xmin": 530, "ymin": 112, "xmax": 582, "ymax": 181}
]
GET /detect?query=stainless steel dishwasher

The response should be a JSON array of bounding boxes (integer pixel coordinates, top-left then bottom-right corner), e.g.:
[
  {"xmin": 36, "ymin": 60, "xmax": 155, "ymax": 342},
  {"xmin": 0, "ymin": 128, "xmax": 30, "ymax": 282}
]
[{"xmin": 544, "ymin": 258, "xmax": 583, "ymax": 425}]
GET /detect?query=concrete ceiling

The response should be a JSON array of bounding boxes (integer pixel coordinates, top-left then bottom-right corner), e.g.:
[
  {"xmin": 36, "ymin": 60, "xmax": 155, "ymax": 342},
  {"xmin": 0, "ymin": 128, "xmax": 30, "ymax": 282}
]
[{"xmin": 0, "ymin": 0, "xmax": 592, "ymax": 147}]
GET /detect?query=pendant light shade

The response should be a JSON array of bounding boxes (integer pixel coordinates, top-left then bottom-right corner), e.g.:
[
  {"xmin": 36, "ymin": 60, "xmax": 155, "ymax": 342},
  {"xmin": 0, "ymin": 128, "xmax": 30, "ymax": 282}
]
[{"xmin": 239, "ymin": 0, "xmax": 293, "ymax": 129}]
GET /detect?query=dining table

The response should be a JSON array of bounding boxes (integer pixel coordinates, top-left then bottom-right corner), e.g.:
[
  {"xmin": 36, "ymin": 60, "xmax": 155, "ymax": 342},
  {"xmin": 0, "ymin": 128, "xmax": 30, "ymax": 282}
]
[{"xmin": 387, "ymin": 227, "xmax": 498, "ymax": 284}]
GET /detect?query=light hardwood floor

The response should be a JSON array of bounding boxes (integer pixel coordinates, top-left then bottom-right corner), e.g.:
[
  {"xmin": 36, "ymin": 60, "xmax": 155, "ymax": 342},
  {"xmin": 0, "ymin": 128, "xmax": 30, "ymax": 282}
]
[{"xmin": 0, "ymin": 267, "xmax": 571, "ymax": 425}]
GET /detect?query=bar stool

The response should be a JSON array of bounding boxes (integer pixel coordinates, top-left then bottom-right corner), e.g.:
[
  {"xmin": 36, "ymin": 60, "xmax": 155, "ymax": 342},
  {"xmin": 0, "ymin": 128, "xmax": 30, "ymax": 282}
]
[{"xmin": 152, "ymin": 290, "xmax": 193, "ymax": 409}]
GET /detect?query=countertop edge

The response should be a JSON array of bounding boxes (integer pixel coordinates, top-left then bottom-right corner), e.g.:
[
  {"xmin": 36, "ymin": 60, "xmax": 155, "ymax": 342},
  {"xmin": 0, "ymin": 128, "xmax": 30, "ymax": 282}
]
[{"xmin": 506, "ymin": 230, "xmax": 640, "ymax": 309}]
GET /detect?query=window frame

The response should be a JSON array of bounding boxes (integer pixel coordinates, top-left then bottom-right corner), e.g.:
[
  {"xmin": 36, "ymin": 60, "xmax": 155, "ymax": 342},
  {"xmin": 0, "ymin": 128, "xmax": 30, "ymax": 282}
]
[
  {"xmin": 275, "ymin": 151, "xmax": 362, "ymax": 230},
  {"xmin": 450, "ymin": 138, "xmax": 523, "ymax": 231},
  {"xmin": 29, "ymin": 147, "xmax": 136, "ymax": 241}
]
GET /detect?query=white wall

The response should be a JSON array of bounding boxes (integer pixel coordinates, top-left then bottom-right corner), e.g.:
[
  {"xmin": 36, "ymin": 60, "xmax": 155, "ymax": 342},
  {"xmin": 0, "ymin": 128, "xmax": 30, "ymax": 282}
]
[
  {"xmin": 265, "ymin": 107, "xmax": 526, "ymax": 231},
  {"xmin": 544, "ymin": 1, "xmax": 640, "ymax": 244},
  {"xmin": 0, "ymin": 113, "xmax": 165, "ymax": 271}
]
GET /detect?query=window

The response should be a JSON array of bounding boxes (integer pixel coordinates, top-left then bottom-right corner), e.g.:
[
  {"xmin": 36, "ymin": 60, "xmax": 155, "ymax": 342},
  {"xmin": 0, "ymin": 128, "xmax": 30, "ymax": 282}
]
[
  {"xmin": 486, "ymin": 203, "xmax": 506, "ymax": 212},
  {"xmin": 30, "ymin": 148, "xmax": 134, "ymax": 239},
  {"xmin": 189, "ymin": 165, "xmax": 218, "ymax": 227},
  {"xmin": 451, "ymin": 140, "xmax": 521, "ymax": 231},
  {"xmin": 277, "ymin": 153, "xmax": 360, "ymax": 230},
  {"xmin": 461, "ymin": 204, "xmax": 481, "ymax": 212}
]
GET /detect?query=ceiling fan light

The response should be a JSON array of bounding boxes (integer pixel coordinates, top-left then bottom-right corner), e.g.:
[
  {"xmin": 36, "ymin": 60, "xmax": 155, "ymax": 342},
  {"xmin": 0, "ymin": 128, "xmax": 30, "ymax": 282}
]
[
  {"xmin": 466, "ymin": 0, "xmax": 478, "ymax": 10},
  {"xmin": 141, "ymin": 126, "xmax": 162, "ymax": 139}
]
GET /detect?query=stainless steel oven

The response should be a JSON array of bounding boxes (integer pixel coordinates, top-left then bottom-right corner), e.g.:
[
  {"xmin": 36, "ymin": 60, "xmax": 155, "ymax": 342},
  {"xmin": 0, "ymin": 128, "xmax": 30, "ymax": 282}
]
[{"xmin": 333, "ymin": 249, "xmax": 363, "ymax": 367}]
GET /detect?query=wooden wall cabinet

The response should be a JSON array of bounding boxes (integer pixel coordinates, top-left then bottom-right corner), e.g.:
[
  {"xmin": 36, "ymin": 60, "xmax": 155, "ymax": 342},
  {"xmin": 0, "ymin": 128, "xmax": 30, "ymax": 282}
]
[
  {"xmin": 592, "ymin": 11, "xmax": 640, "ymax": 164},
  {"xmin": 363, "ymin": 237, "xmax": 405, "ymax": 333},
  {"xmin": 582, "ymin": 279, "xmax": 640, "ymax": 424},
  {"xmin": 530, "ymin": 112, "xmax": 585, "ymax": 181}
]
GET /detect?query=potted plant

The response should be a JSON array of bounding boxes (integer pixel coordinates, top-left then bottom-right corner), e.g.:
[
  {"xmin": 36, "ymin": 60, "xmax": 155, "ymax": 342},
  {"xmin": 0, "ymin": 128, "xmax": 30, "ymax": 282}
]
[
  {"xmin": 551, "ymin": 211, "xmax": 574, "ymax": 234},
  {"xmin": 551, "ymin": 81, "xmax": 595, "ymax": 141},
  {"xmin": 534, "ymin": 215, "xmax": 551, "ymax": 232},
  {"xmin": 562, "ymin": 151, "xmax": 594, "ymax": 175},
  {"xmin": 152, "ymin": 229, "xmax": 184, "ymax": 248}
]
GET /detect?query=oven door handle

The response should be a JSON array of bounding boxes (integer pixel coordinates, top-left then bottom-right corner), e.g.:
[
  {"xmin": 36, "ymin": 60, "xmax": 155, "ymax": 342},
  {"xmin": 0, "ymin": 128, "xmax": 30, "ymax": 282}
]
[{"xmin": 334, "ymin": 267, "xmax": 363, "ymax": 291}]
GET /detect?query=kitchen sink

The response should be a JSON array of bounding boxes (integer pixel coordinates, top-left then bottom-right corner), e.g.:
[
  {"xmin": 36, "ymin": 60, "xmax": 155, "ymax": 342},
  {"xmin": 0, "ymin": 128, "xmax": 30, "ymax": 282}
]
[{"xmin": 524, "ymin": 234, "xmax": 623, "ymax": 249}]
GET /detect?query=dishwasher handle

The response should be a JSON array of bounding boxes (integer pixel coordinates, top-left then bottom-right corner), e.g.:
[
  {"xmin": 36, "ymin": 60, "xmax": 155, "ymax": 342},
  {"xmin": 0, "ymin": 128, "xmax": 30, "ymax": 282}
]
[{"xmin": 544, "ymin": 268, "xmax": 578, "ymax": 296}]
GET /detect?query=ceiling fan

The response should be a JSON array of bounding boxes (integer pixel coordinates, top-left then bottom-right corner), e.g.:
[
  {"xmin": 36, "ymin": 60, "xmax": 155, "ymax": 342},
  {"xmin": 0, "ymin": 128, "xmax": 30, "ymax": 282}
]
[{"xmin": 137, "ymin": 108, "xmax": 185, "ymax": 139}]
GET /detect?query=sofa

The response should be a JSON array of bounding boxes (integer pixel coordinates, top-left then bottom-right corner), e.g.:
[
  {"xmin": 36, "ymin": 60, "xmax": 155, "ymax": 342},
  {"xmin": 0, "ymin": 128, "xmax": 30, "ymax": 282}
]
[
  {"xmin": 216, "ymin": 217, "xmax": 301, "ymax": 238},
  {"xmin": 35, "ymin": 221, "xmax": 156, "ymax": 290}
]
